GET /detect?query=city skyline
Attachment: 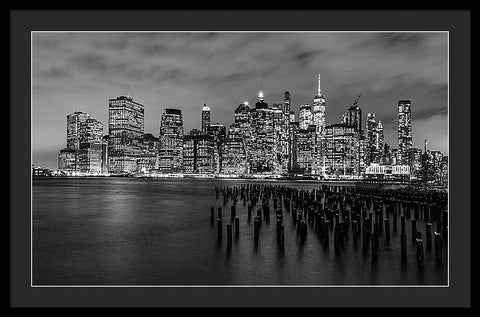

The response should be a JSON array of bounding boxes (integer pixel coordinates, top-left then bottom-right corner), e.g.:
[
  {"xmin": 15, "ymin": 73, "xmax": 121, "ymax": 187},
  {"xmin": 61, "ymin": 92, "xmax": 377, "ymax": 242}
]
[{"xmin": 33, "ymin": 32, "xmax": 448, "ymax": 169}]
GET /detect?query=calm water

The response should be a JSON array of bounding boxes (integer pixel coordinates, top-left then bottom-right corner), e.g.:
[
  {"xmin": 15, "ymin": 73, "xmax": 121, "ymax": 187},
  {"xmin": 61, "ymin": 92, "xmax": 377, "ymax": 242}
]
[{"xmin": 33, "ymin": 178, "xmax": 448, "ymax": 285}]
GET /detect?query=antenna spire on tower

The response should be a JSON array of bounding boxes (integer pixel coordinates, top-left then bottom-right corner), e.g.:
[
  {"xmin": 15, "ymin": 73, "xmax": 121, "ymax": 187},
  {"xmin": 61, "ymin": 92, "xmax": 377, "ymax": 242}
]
[{"xmin": 317, "ymin": 73, "xmax": 321, "ymax": 96}]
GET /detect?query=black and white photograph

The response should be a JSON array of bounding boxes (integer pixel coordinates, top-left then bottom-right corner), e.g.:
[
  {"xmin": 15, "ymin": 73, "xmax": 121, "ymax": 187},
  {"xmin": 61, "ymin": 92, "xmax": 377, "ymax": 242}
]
[{"xmin": 30, "ymin": 30, "xmax": 450, "ymax": 287}]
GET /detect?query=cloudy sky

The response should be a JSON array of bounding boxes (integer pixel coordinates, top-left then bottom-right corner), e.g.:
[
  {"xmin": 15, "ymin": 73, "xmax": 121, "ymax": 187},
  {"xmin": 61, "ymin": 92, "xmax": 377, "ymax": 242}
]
[{"xmin": 32, "ymin": 32, "xmax": 448, "ymax": 169}]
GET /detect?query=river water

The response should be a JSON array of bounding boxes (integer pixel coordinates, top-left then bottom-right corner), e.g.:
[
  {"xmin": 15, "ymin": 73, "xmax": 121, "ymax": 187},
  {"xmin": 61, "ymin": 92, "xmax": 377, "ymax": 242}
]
[{"xmin": 32, "ymin": 178, "xmax": 448, "ymax": 285}]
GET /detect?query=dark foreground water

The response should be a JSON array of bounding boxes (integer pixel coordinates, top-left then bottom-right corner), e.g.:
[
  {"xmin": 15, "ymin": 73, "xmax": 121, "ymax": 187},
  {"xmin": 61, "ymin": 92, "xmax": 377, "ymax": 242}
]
[{"xmin": 33, "ymin": 178, "xmax": 448, "ymax": 285}]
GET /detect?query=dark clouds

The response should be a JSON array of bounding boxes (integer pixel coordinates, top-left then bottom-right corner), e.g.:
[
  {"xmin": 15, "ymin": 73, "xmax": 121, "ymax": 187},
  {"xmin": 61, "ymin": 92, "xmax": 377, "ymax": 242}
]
[{"xmin": 32, "ymin": 32, "xmax": 448, "ymax": 169}]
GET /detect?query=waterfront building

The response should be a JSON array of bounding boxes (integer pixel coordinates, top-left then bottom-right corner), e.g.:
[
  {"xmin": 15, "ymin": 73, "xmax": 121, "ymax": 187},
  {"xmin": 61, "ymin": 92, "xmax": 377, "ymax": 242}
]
[
  {"xmin": 207, "ymin": 123, "xmax": 226, "ymax": 174},
  {"xmin": 158, "ymin": 108, "xmax": 184, "ymax": 173},
  {"xmin": 249, "ymin": 91, "xmax": 276, "ymax": 174},
  {"xmin": 299, "ymin": 104, "xmax": 313, "ymax": 130},
  {"xmin": 201, "ymin": 104, "xmax": 211, "ymax": 134},
  {"xmin": 398, "ymin": 99, "xmax": 412, "ymax": 165},
  {"xmin": 408, "ymin": 147, "xmax": 423, "ymax": 179},
  {"xmin": 272, "ymin": 102, "xmax": 286, "ymax": 174},
  {"xmin": 365, "ymin": 164, "xmax": 410, "ymax": 179},
  {"xmin": 289, "ymin": 121, "xmax": 300, "ymax": 173},
  {"xmin": 312, "ymin": 74, "xmax": 326, "ymax": 136},
  {"xmin": 183, "ymin": 129, "xmax": 215, "ymax": 174},
  {"xmin": 107, "ymin": 95, "xmax": 145, "ymax": 174},
  {"xmin": 78, "ymin": 142, "xmax": 105, "ymax": 173},
  {"xmin": 365, "ymin": 113, "xmax": 383, "ymax": 165},
  {"xmin": 324, "ymin": 123, "xmax": 360, "ymax": 176},
  {"xmin": 66, "ymin": 111, "xmax": 91, "ymax": 150},
  {"xmin": 59, "ymin": 112, "xmax": 107, "ymax": 173},
  {"xmin": 281, "ymin": 92, "xmax": 292, "ymax": 173},
  {"xmin": 137, "ymin": 133, "xmax": 159, "ymax": 173},
  {"xmin": 221, "ymin": 137, "xmax": 248, "ymax": 175},
  {"xmin": 58, "ymin": 148, "xmax": 77, "ymax": 172},
  {"xmin": 294, "ymin": 125, "xmax": 317, "ymax": 174}
]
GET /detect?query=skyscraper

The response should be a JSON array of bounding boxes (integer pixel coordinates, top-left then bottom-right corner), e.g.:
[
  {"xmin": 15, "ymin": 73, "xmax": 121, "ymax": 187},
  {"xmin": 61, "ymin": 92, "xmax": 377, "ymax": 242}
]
[
  {"xmin": 66, "ymin": 111, "xmax": 91, "ymax": 150},
  {"xmin": 312, "ymin": 74, "xmax": 326, "ymax": 136},
  {"xmin": 295, "ymin": 125, "xmax": 317, "ymax": 174},
  {"xmin": 207, "ymin": 123, "xmax": 226, "ymax": 173},
  {"xmin": 324, "ymin": 123, "xmax": 360, "ymax": 176},
  {"xmin": 201, "ymin": 104, "xmax": 211, "ymax": 134},
  {"xmin": 299, "ymin": 104, "xmax": 312, "ymax": 130},
  {"xmin": 183, "ymin": 129, "xmax": 215, "ymax": 174},
  {"xmin": 59, "ymin": 112, "xmax": 107, "ymax": 174},
  {"xmin": 158, "ymin": 108, "xmax": 184, "ymax": 173},
  {"xmin": 249, "ymin": 91, "xmax": 275, "ymax": 173},
  {"xmin": 107, "ymin": 95, "xmax": 145, "ymax": 174},
  {"xmin": 398, "ymin": 99, "xmax": 412, "ymax": 165}
]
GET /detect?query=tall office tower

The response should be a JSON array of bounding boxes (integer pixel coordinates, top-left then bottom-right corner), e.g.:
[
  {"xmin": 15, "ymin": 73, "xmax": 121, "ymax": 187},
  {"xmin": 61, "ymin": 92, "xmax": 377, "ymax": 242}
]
[
  {"xmin": 59, "ymin": 112, "xmax": 107, "ymax": 174},
  {"xmin": 312, "ymin": 74, "xmax": 327, "ymax": 136},
  {"xmin": 78, "ymin": 118, "xmax": 105, "ymax": 174},
  {"xmin": 272, "ymin": 102, "xmax": 285, "ymax": 173},
  {"xmin": 295, "ymin": 125, "xmax": 317, "ymax": 175},
  {"xmin": 201, "ymin": 104, "xmax": 211, "ymax": 134},
  {"xmin": 376, "ymin": 120, "xmax": 384, "ymax": 157},
  {"xmin": 312, "ymin": 74, "xmax": 327, "ymax": 174},
  {"xmin": 282, "ymin": 92, "xmax": 292, "ymax": 173},
  {"xmin": 107, "ymin": 95, "xmax": 145, "ymax": 174},
  {"xmin": 365, "ymin": 112, "xmax": 377, "ymax": 165},
  {"xmin": 324, "ymin": 123, "xmax": 360, "ymax": 176},
  {"xmin": 137, "ymin": 133, "xmax": 159, "ymax": 173},
  {"xmin": 344, "ymin": 97, "xmax": 363, "ymax": 134},
  {"xmin": 207, "ymin": 123, "xmax": 226, "ymax": 174},
  {"xmin": 183, "ymin": 129, "xmax": 215, "ymax": 174},
  {"xmin": 289, "ymin": 121, "xmax": 300, "ymax": 173},
  {"xmin": 158, "ymin": 108, "xmax": 184, "ymax": 173},
  {"xmin": 249, "ymin": 91, "xmax": 275, "ymax": 173},
  {"xmin": 408, "ymin": 148, "xmax": 423, "ymax": 179},
  {"xmin": 299, "ymin": 104, "xmax": 313, "ymax": 130},
  {"xmin": 222, "ymin": 137, "xmax": 248, "ymax": 175},
  {"xmin": 66, "ymin": 111, "xmax": 91, "ymax": 150},
  {"xmin": 398, "ymin": 99, "xmax": 412, "ymax": 165},
  {"xmin": 79, "ymin": 118, "xmax": 104, "ymax": 144}
]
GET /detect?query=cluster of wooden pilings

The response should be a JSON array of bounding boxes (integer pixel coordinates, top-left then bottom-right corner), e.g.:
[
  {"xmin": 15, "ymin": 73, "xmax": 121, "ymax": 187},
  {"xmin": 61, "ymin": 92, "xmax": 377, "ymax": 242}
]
[{"xmin": 211, "ymin": 184, "xmax": 448, "ymax": 268}]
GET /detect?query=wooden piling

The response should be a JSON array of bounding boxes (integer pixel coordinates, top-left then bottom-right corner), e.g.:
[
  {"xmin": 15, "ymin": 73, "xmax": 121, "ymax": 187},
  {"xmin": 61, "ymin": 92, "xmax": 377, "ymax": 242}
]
[
  {"xmin": 385, "ymin": 218, "xmax": 390, "ymax": 246},
  {"xmin": 425, "ymin": 222, "xmax": 432, "ymax": 249},
  {"xmin": 411, "ymin": 219, "xmax": 417, "ymax": 243},
  {"xmin": 235, "ymin": 217, "xmax": 240, "ymax": 237},
  {"xmin": 217, "ymin": 218, "xmax": 222, "ymax": 241},
  {"xmin": 416, "ymin": 238, "xmax": 424, "ymax": 268},
  {"xmin": 279, "ymin": 225, "xmax": 285, "ymax": 249},
  {"xmin": 401, "ymin": 233, "xmax": 407, "ymax": 261},
  {"xmin": 227, "ymin": 224, "xmax": 232, "ymax": 246},
  {"xmin": 434, "ymin": 232, "xmax": 442, "ymax": 262}
]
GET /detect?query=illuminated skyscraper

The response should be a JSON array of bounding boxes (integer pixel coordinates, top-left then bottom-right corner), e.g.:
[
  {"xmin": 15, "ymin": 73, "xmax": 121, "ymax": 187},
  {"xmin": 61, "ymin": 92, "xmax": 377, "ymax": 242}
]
[
  {"xmin": 299, "ymin": 104, "xmax": 312, "ymax": 130},
  {"xmin": 249, "ymin": 91, "xmax": 275, "ymax": 173},
  {"xmin": 295, "ymin": 125, "xmax": 317, "ymax": 174},
  {"xmin": 59, "ymin": 112, "xmax": 107, "ymax": 174},
  {"xmin": 158, "ymin": 108, "xmax": 184, "ymax": 173},
  {"xmin": 183, "ymin": 129, "xmax": 215, "ymax": 174},
  {"xmin": 324, "ymin": 123, "xmax": 360, "ymax": 176},
  {"xmin": 398, "ymin": 99, "xmax": 412, "ymax": 165},
  {"xmin": 201, "ymin": 104, "xmax": 211, "ymax": 134},
  {"xmin": 66, "ymin": 111, "xmax": 91, "ymax": 150},
  {"xmin": 312, "ymin": 74, "xmax": 326, "ymax": 136},
  {"xmin": 107, "ymin": 95, "xmax": 145, "ymax": 173},
  {"xmin": 207, "ymin": 123, "xmax": 226, "ymax": 173}
]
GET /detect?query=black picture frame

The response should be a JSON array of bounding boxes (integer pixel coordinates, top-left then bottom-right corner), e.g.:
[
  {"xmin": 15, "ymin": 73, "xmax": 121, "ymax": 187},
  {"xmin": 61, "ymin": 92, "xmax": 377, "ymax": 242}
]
[{"xmin": 9, "ymin": 9, "xmax": 470, "ymax": 308}]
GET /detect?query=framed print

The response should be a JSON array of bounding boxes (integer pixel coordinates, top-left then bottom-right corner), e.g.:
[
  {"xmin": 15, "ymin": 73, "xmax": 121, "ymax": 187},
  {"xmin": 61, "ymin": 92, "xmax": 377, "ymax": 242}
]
[{"xmin": 9, "ymin": 9, "xmax": 470, "ymax": 308}]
